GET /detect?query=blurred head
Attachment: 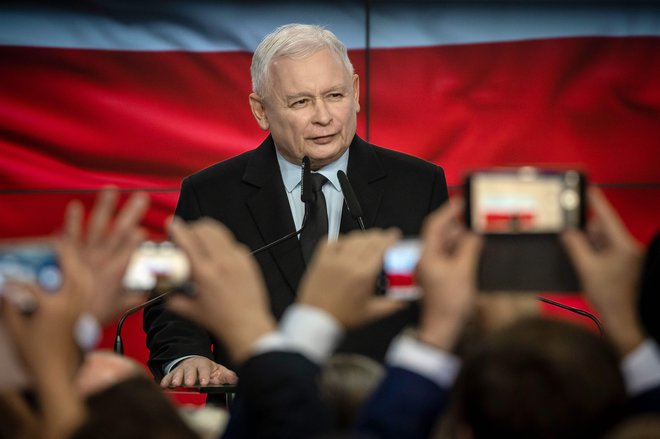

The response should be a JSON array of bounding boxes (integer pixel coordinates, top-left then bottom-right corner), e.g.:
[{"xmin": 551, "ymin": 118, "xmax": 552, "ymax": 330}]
[
  {"xmin": 249, "ymin": 24, "xmax": 360, "ymax": 169},
  {"xmin": 320, "ymin": 353, "xmax": 384, "ymax": 431},
  {"xmin": 447, "ymin": 317, "xmax": 626, "ymax": 439},
  {"xmin": 74, "ymin": 350, "xmax": 146, "ymax": 398},
  {"xmin": 71, "ymin": 376, "xmax": 198, "ymax": 439}
]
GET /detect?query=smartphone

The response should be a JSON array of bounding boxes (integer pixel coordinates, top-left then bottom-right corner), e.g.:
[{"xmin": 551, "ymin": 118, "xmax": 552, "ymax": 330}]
[
  {"xmin": 463, "ymin": 167, "xmax": 586, "ymax": 292},
  {"xmin": 0, "ymin": 240, "xmax": 61, "ymax": 295},
  {"xmin": 382, "ymin": 238, "xmax": 421, "ymax": 301},
  {"xmin": 465, "ymin": 167, "xmax": 586, "ymax": 234},
  {"xmin": 122, "ymin": 241, "xmax": 191, "ymax": 293}
]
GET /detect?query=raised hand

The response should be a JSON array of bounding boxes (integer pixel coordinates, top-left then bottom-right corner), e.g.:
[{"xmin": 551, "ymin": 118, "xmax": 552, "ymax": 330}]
[
  {"xmin": 165, "ymin": 217, "xmax": 275, "ymax": 365},
  {"xmin": 415, "ymin": 198, "xmax": 482, "ymax": 350},
  {"xmin": 561, "ymin": 187, "xmax": 645, "ymax": 354},
  {"xmin": 297, "ymin": 228, "xmax": 403, "ymax": 329},
  {"xmin": 63, "ymin": 187, "xmax": 149, "ymax": 324}
]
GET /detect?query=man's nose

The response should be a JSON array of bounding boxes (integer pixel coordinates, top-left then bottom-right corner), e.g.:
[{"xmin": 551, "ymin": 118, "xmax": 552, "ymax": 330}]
[{"xmin": 312, "ymin": 100, "xmax": 332, "ymax": 125}]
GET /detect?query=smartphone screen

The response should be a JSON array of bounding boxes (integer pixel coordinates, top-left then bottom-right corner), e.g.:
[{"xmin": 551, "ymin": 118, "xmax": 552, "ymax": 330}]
[
  {"xmin": 382, "ymin": 238, "xmax": 421, "ymax": 301},
  {"xmin": 122, "ymin": 241, "xmax": 190, "ymax": 292},
  {"xmin": 466, "ymin": 168, "xmax": 584, "ymax": 234},
  {"xmin": 0, "ymin": 242, "xmax": 61, "ymax": 294}
]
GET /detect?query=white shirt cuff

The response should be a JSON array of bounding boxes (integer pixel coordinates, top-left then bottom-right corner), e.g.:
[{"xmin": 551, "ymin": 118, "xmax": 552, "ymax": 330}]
[
  {"xmin": 164, "ymin": 355, "xmax": 206, "ymax": 375},
  {"xmin": 385, "ymin": 332, "xmax": 460, "ymax": 389},
  {"xmin": 621, "ymin": 338, "xmax": 660, "ymax": 396},
  {"xmin": 74, "ymin": 312, "xmax": 101, "ymax": 352},
  {"xmin": 277, "ymin": 304, "xmax": 344, "ymax": 365}
]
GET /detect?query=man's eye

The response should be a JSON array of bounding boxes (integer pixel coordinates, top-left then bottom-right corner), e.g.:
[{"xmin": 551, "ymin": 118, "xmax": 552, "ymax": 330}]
[
  {"xmin": 327, "ymin": 93, "xmax": 344, "ymax": 100},
  {"xmin": 291, "ymin": 99, "xmax": 309, "ymax": 107}
]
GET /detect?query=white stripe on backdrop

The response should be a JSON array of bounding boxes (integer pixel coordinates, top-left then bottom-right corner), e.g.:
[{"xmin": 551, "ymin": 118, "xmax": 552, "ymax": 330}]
[{"xmin": 0, "ymin": 2, "xmax": 659, "ymax": 51}]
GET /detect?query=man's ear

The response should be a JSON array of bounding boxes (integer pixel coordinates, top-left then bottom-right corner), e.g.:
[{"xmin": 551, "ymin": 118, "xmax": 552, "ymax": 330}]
[
  {"xmin": 352, "ymin": 74, "xmax": 360, "ymax": 113},
  {"xmin": 249, "ymin": 93, "xmax": 270, "ymax": 131}
]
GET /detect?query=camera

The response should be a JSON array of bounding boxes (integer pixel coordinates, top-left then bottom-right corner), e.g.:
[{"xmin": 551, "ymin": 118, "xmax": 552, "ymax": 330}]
[
  {"xmin": 0, "ymin": 240, "xmax": 61, "ymax": 295},
  {"xmin": 0, "ymin": 240, "xmax": 191, "ymax": 295},
  {"xmin": 382, "ymin": 238, "xmax": 422, "ymax": 301},
  {"xmin": 463, "ymin": 167, "xmax": 586, "ymax": 292},
  {"xmin": 122, "ymin": 241, "xmax": 190, "ymax": 293}
]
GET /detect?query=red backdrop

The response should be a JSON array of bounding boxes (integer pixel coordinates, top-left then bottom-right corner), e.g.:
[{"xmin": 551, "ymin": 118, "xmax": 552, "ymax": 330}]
[{"xmin": 1, "ymin": 3, "xmax": 659, "ymax": 403}]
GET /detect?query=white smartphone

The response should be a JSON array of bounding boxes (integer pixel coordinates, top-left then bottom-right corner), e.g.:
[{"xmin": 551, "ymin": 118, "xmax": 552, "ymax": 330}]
[{"xmin": 382, "ymin": 238, "xmax": 422, "ymax": 301}]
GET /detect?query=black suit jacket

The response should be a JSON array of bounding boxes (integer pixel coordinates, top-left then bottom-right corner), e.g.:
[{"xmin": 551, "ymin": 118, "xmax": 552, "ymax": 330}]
[
  {"xmin": 143, "ymin": 134, "xmax": 448, "ymax": 379},
  {"xmin": 221, "ymin": 351, "xmax": 332, "ymax": 439}
]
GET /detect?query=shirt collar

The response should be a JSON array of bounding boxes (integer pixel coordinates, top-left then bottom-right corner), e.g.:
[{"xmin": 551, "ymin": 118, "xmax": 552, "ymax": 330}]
[{"xmin": 276, "ymin": 147, "xmax": 349, "ymax": 193}]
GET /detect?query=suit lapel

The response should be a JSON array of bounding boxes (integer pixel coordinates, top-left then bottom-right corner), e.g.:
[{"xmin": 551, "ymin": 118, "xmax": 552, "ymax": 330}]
[
  {"xmin": 340, "ymin": 136, "xmax": 386, "ymax": 234},
  {"xmin": 244, "ymin": 136, "xmax": 305, "ymax": 294}
]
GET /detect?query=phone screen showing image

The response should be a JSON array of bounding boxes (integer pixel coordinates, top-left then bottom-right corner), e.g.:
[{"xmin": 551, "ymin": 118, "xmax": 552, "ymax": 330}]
[
  {"xmin": 383, "ymin": 239, "xmax": 421, "ymax": 301},
  {"xmin": 468, "ymin": 168, "xmax": 584, "ymax": 234}
]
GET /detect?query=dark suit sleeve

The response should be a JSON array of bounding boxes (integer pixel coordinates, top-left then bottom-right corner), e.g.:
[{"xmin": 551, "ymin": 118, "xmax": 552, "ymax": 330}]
[
  {"xmin": 222, "ymin": 351, "xmax": 332, "ymax": 439},
  {"xmin": 627, "ymin": 386, "xmax": 660, "ymax": 415},
  {"xmin": 142, "ymin": 178, "xmax": 214, "ymax": 379},
  {"xmin": 355, "ymin": 366, "xmax": 450, "ymax": 439},
  {"xmin": 429, "ymin": 165, "xmax": 449, "ymax": 213}
]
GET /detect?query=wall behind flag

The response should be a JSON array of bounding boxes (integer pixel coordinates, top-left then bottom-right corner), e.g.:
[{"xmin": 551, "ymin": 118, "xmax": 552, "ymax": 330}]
[{"xmin": 1, "ymin": 0, "xmax": 659, "ymax": 370}]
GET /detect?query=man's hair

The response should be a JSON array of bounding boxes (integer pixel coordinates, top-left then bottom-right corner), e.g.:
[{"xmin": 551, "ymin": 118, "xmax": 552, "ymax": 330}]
[
  {"xmin": 445, "ymin": 317, "xmax": 626, "ymax": 439},
  {"xmin": 71, "ymin": 376, "xmax": 199, "ymax": 439},
  {"xmin": 320, "ymin": 353, "xmax": 384, "ymax": 431},
  {"xmin": 251, "ymin": 23, "xmax": 354, "ymax": 98}
]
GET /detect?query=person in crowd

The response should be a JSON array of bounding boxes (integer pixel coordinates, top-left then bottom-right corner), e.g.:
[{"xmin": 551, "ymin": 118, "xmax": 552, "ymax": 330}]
[
  {"xmin": 143, "ymin": 22, "xmax": 449, "ymax": 398},
  {"xmin": 320, "ymin": 353, "xmax": 385, "ymax": 431},
  {"xmin": 0, "ymin": 188, "xmax": 199, "ymax": 439},
  {"xmin": 355, "ymin": 187, "xmax": 660, "ymax": 438}
]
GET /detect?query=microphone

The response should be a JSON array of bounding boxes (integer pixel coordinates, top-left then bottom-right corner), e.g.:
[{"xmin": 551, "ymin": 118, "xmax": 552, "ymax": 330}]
[
  {"xmin": 337, "ymin": 170, "xmax": 366, "ymax": 231},
  {"xmin": 114, "ymin": 289, "xmax": 174, "ymax": 355},
  {"xmin": 301, "ymin": 156, "xmax": 313, "ymax": 204},
  {"xmin": 536, "ymin": 296, "xmax": 604, "ymax": 335},
  {"xmin": 251, "ymin": 156, "xmax": 313, "ymax": 255}
]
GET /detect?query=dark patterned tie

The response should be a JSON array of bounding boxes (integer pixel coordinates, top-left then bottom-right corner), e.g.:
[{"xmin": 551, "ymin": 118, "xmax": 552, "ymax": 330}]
[{"xmin": 300, "ymin": 172, "xmax": 328, "ymax": 263}]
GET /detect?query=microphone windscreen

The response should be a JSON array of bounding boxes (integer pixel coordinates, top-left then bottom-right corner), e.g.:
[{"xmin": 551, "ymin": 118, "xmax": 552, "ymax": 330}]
[
  {"xmin": 337, "ymin": 170, "xmax": 363, "ymax": 218},
  {"xmin": 301, "ymin": 156, "xmax": 313, "ymax": 203}
]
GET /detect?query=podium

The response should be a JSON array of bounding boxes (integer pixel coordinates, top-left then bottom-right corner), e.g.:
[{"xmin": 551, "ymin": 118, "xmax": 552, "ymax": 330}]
[{"xmin": 166, "ymin": 384, "xmax": 237, "ymax": 407}]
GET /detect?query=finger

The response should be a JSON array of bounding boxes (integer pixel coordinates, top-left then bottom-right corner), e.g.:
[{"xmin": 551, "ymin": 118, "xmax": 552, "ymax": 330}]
[
  {"xmin": 169, "ymin": 368, "xmax": 185, "ymax": 387},
  {"xmin": 183, "ymin": 364, "xmax": 199, "ymax": 386},
  {"xmin": 87, "ymin": 187, "xmax": 119, "ymax": 246},
  {"xmin": 63, "ymin": 199, "xmax": 84, "ymax": 243},
  {"xmin": 359, "ymin": 229, "xmax": 401, "ymax": 272},
  {"xmin": 587, "ymin": 187, "xmax": 635, "ymax": 248},
  {"xmin": 169, "ymin": 219, "xmax": 208, "ymax": 272},
  {"xmin": 165, "ymin": 294, "xmax": 195, "ymax": 322},
  {"xmin": 421, "ymin": 199, "xmax": 462, "ymax": 254},
  {"xmin": 560, "ymin": 229, "xmax": 595, "ymax": 277},
  {"xmin": 117, "ymin": 293, "xmax": 148, "ymax": 315},
  {"xmin": 455, "ymin": 231, "xmax": 483, "ymax": 266},
  {"xmin": 108, "ymin": 228, "xmax": 147, "ymax": 278},
  {"xmin": 220, "ymin": 368, "xmax": 239, "ymax": 385},
  {"xmin": 160, "ymin": 372, "xmax": 173, "ymax": 388},
  {"xmin": 193, "ymin": 218, "xmax": 238, "ymax": 260},
  {"xmin": 105, "ymin": 192, "xmax": 150, "ymax": 254},
  {"xmin": 196, "ymin": 361, "xmax": 212, "ymax": 386},
  {"xmin": 363, "ymin": 297, "xmax": 407, "ymax": 322},
  {"xmin": 55, "ymin": 238, "xmax": 89, "ymax": 302}
]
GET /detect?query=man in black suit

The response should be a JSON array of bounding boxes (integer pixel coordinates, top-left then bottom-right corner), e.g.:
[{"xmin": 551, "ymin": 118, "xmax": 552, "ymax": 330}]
[{"xmin": 143, "ymin": 23, "xmax": 448, "ymax": 390}]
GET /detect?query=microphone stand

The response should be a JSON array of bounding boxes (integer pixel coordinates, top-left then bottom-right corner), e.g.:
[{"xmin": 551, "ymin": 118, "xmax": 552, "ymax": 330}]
[
  {"xmin": 114, "ymin": 289, "xmax": 173, "ymax": 355},
  {"xmin": 537, "ymin": 295, "xmax": 604, "ymax": 336},
  {"xmin": 337, "ymin": 170, "xmax": 366, "ymax": 231}
]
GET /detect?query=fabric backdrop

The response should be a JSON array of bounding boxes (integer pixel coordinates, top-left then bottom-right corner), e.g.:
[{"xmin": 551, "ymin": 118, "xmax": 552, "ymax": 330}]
[{"xmin": 1, "ymin": 2, "xmax": 659, "ymax": 394}]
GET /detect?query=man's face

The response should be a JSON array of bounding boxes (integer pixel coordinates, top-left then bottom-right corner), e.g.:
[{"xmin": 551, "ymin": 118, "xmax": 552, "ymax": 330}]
[{"xmin": 249, "ymin": 48, "xmax": 360, "ymax": 169}]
